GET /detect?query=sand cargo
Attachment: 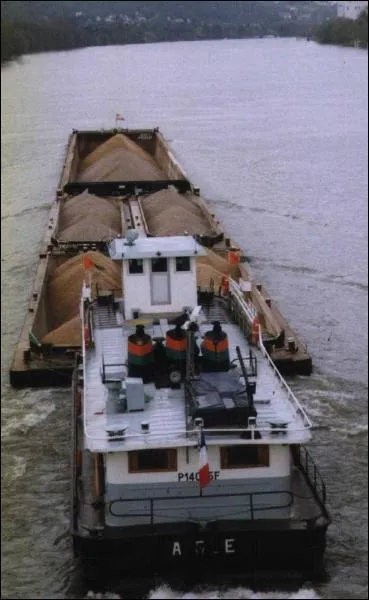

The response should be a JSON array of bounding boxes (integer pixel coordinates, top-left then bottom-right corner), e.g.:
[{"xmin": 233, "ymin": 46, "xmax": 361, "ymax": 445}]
[{"xmin": 9, "ymin": 127, "xmax": 312, "ymax": 388}]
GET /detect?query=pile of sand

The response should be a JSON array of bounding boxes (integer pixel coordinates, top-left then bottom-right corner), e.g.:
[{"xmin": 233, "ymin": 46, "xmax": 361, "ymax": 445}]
[
  {"xmin": 79, "ymin": 134, "xmax": 159, "ymax": 172},
  {"xmin": 42, "ymin": 315, "xmax": 82, "ymax": 346},
  {"xmin": 42, "ymin": 246, "xmax": 240, "ymax": 344},
  {"xmin": 77, "ymin": 134, "xmax": 166, "ymax": 182},
  {"xmin": 149, "ymin": 207, "xmax": 210, "ymax": 236},
  {"xmin": 196, "ymin": 248, "xmax": 240, "ymax": 279},
  {"xmin": 47, "ymin": 251, "xmax": 122, "ymax": 330},
  {"xmin": 196, "ymin": 263, "xmax": 224, "ymax": 291},
  {"xmin": 141, "ymin": 189, "xmax": 212, "ymax": 236},
  {"xmin": 141, "ymin": 188, "xmax": 204, "ymax": 220},
  {"xmin": 57, "ymin": 191, "xmax": 122, "ymax": 242},
  {"xmin": 58, "ymin": 217, "xmax": 121, "ymax": 242}
]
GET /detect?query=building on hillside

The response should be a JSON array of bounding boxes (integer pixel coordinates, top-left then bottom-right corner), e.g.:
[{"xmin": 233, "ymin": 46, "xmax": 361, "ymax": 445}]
[{"xmin": 336, "ymin": 1, "xmax": 367, "ymax": 19}]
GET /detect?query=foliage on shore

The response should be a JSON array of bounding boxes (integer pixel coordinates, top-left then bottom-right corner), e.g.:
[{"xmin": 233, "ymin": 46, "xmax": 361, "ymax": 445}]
[
  {"xmin": 2, "ymin": 2, "xmax": 367, "ymax": 64},
  {"xmin": 1, "ymin": 19, "xmax": 87, "ymax": 63},
  {"xmin": 314, "ymin": 9, "xmax": 368, "ymax": 49},
  {"xmin": 1, "ymin": 0, "xmax": 333, "ymax": 64},
  {"xmin": 0, "ymin": 18, "xmax": 295, "ymax": 63}
]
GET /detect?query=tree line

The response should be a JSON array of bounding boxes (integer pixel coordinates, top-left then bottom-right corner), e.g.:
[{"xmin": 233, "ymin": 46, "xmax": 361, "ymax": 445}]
[
  {"xmin": 314, "ymin": 9, "xmax": 368, "ymax": 48},
  {"xmin": 0, "ymin": 18, "xmax": 312, "ymax": 64},
  {"xmin": 2, "ymin": 8, "xmax": 367, "ymax": 65},
  {"xmin": 2, "ymin": 19, "xmax": 89, "ymax": 63}
]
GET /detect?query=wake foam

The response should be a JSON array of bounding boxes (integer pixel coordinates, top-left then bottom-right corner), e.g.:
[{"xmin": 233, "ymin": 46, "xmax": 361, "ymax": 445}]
[{"xmin": 84, "ymin": 585, "xmax": 321, "ymax": 600}]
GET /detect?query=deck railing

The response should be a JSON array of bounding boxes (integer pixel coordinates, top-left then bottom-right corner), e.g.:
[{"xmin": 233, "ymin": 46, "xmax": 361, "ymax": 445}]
[
  {"xmin": 228, "ymin": 280, "xmax": 312, "ymax": 430},
  {"xmin": 258, "ymin": 336, "xmax": 312, "ymax": 429},
  {"xmin": 294, "ymin": 444, "xmax": 328, "ymax": 508},
  {"xmin": 229, "ymin": 278, "xmax": 257, "ymax": 324},
  {"xmin": 108, "ymin": 489, "xmax": 294, "ymax": 524}
]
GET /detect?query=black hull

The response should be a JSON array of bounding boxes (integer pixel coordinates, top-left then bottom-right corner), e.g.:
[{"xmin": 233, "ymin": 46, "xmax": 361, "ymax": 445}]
[
  {"xmin": 10, "ymin": 365, "xmax": 73, "ymax": 388},
  {"xmin": 73, "ymin": 521, "xmax": 328, "ymax": 584},
  {"xmin": 273, "ymin": 356, "xmax": 313, "ymax": 376}
]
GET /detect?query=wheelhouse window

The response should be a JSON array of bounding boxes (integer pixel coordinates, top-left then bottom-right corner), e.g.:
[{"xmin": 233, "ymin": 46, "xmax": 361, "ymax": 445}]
[
  {"xmin": 128, "ymin": 449, "xmax": 177, "ymax": 473},
  {"xmin": 151, "ymin": 257, "xmax": 168, "ymax": 273},
  {"xmin": 175, "ymin": 256, "xmax": 191, "ymax": 272},
  {"xmin": 128, "ymin": 259, "xmax": 144, "ymax": 274},
  {"xmin": 220, "ymin": 445, "xmax": 269, "ymax": 469}
]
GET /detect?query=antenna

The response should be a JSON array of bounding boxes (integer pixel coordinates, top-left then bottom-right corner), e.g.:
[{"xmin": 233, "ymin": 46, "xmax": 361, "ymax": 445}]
[{"xmin": 125, "ymin": 229, "xmax": 139, "ymax": 246}]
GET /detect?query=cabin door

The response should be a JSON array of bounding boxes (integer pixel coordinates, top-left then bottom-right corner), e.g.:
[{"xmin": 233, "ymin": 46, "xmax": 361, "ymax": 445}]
[{"xmin": 150, "ymin": 257, "xmax": 170, "ymax": 305}]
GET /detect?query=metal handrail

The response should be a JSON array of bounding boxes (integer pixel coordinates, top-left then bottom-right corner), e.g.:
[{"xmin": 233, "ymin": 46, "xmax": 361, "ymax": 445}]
[
  {"xmin": 258, "ymin": 335, "xmax": 312, "ymax": 429},
  {"xmin": 109, "ymin": 489, "xmax": 294, "ymax": 523},
  {"xmin": 296, "ymin": 444, "xmax": 327, "ymax": 506},
  {"xmin": 229, "ymin": 279, "xmax": 257, "ymax": 323},
  {"xmin": 71, "ymin": 364, "xmax": 79, "ymax": 531},
  {"xmin": 82, "ymin": 424, "xmax": 312, "ymax": 446},
  {"xmin": 228, "ymin": 281, "xmax": 312, "ymax": 430}
]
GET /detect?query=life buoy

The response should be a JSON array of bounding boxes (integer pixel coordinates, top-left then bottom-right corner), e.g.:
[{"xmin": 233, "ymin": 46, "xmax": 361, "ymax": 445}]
[
  {"xmin": 221, "ymin": 275, "xmax": 229, "ymax": 296},
  {"xmin": 251, "ymin": 317, "xmax": 260, "ymax": 345}
]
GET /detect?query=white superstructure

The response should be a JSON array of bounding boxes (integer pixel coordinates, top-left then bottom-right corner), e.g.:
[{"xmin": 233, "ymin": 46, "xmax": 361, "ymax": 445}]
[{"xmin": 108, "ymin": 234, "xmax": 206, "ymax": 319}]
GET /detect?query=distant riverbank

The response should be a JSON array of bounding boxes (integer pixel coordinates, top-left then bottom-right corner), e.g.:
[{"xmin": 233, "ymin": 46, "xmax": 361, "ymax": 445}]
[
  {"xmin": 314, "ymin": 10, "xmax": 368, "ymax": 49},
  {"xmin": 0, "ymin": 15, "xmax": 333, "ymax": 64}
]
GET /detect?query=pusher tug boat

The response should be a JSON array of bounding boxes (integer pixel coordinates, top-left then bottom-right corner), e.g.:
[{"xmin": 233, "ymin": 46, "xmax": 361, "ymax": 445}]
[{"xmin": 71, "ymin": 227, "xmax": 330, "ymax": 583}]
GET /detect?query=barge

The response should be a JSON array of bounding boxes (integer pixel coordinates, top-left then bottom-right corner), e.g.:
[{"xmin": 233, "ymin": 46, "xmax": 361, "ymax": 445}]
[
  {"xmin": 72, "ymin": 207, "xmax": 330, "ymax": 582},
  {"xmin": 9, "ymin": 127, "xmax": 312, "ymax": 389},
  {"xmin": 8, "ymin": 127, "xmax": 330, "ymax": 582}
]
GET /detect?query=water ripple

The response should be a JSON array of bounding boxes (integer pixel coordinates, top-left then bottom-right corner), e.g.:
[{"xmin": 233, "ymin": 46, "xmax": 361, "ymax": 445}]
[{"xmin": 1, "ymin": 202, "xmax": 52, "ymax": 221}]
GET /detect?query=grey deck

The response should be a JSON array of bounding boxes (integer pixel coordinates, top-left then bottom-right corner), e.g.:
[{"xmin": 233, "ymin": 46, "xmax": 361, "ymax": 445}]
[{"xmin": 82, "ymin": 304, "xmax": 311, "ymax": 453}]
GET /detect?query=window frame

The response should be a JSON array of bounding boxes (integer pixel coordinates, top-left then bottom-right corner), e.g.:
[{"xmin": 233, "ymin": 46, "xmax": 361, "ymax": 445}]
[
  {"xmin": 175, "ymin": 256, "xmax": 191, "ymax": 273},
  {"xmin": 220, "ymin": 445, "xmax": 269, "ymax": 469},
  {"xmin": 151, "ymin": 256, "xmax": 168, "ymax": 273},
  {"xmin": 128, "ymin": 448, "xmax": 178, "ymax": 473},
  {"xmin": 128, "ymin": 259, "xmax": 144, "ymax": 275}
]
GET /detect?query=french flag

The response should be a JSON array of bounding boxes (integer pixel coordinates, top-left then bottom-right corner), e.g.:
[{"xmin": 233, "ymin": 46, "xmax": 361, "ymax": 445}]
[{"xmin": 198, "ymin": 428, "xmax": 211, "ymax": 489}]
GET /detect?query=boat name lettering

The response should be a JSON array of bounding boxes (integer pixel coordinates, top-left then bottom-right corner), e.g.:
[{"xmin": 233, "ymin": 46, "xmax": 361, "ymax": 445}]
[
  {"xmin": 177, "ymin": 471, "xmax": 220, "ymax": 482},
  {"xmin": 172, "ymin": 538, "xmax": 235, "ymax": 556}
]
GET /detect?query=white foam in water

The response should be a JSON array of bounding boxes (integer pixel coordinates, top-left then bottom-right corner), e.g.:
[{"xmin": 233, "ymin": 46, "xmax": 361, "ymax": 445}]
[
  {"xmin": 347, "ymin": 423, "xmax": 368, "ymax": 437},
  {"xmin": 84, "ymin": 585, "xmax": 321, "ymax": 599},
  {"xmin": 9, "ymin": 455, "xmax": 27, "ymax": 480},
  {"xmin": 146, "ymin": 585, "xmax": 321, "ymax": 600},
  {"xmin": 1, "ymin": 400, "xmax": 56, "ymax": 438},
  {"xmin": 309, "ymin": 389, "xmax": 354, "ymax": 401},
  {"xmin": 85, "ymin": 593, "xmax": 121, "ymax": 599}
]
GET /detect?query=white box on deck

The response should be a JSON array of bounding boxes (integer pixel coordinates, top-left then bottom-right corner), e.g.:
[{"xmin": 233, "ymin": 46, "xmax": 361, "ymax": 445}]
[
  {"xmin": 125, "ymin": 377, "xmax": 145, "ymax": 411},
  {"xmin": 239, "ymin": 279, "xmax": 252, "ymax": 292}
]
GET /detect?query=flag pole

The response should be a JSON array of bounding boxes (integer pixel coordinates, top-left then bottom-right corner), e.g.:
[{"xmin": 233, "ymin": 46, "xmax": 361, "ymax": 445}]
[
  {"xmin": 115, "ymin": 113, "xmax": 125, "ymax": 128},
  {"xmin": 199, "ymin": 426, "xmax": 203, "ymax": 497},
  {"xmin": 199, "ymin": 425, "xmax": 203, "ymax": 497},
  {"xmin": 198, "ymin": 424, "xmax": 210, "ymax": 495}
]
